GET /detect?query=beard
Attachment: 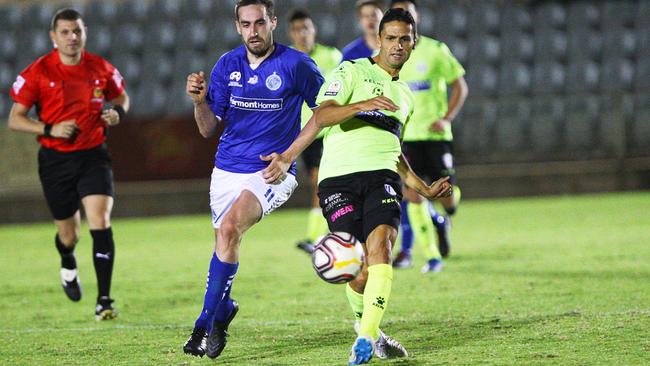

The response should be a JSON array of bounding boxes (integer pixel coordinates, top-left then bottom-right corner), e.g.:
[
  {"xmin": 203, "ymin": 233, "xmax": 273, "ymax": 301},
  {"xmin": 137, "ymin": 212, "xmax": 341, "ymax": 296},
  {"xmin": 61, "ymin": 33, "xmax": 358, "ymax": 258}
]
[{"xmin": 245, "ymin": 36, "xmax": 272, "ymax": 57}]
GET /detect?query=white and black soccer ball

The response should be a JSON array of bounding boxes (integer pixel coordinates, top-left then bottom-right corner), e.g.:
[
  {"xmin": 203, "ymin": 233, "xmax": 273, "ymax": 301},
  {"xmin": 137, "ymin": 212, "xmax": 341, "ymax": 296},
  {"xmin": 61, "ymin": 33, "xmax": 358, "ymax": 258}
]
[{"xmin": 312, "ymin": 232, "xmax": 364, "ymax": 284}]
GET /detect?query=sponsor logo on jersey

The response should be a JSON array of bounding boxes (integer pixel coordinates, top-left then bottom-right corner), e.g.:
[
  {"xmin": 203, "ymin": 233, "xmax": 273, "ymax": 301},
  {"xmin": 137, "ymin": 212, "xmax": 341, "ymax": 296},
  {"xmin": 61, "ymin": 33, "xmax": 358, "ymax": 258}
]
[
  {"xmin": 12, "ymin": 75, "xmax": 25, "ymax": 94},
  {"xmin": 247, "ymin": 75, "xmax": 259, "ymax": 84},
  {"xmin": 91, "ymin": 87, "xmax": 104, "ymax": 103},
  {"xmin": 324, "ymin": 80, "xmax": 341, "ymax": 96},
  {"xmin": 407, "ymin": 80, "xmax": 432, "ymax": 92},
  {"xmin": 265, "ymin": 72, "xmax": 282, "ymax": 91},
  {"xmin": 385, "ymin": 184, "xmax": 396, "ymax": 196},
  {"xmin": 229, "ymin": 71, "xmax": 243, "ymax": 87},
  {"xmin": 112, "ymin": 69, "xmax": 124, "ymax": 88},
  {"xmin": 417, "ymin": 62, "xmax": 428, "ymax": 73},
  {"xmin": 229, "ymin": 95, "xmax": 283, "ymax": 111}
]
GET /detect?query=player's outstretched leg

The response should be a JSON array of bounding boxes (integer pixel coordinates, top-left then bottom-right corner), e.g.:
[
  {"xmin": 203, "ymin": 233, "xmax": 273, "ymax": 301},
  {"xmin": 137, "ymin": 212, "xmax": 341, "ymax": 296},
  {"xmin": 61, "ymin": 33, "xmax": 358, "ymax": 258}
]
[
  {"xmin": 183, "ymin": 327, "xmax": 208, "ymax": 357},
  {"xmin": 349, "ymin": 336, "xmax": 375, "ymax": 365},
  {"xmin": 206, "ymin": 299, "xmax": 239, "ymax": 358},
  {"xmin": 56, "ymin": 234, "xmax": 82, "ymax": 301},
  {"xmin": 429, "ymin": 201, "xmax": 451, "ymax": 258},
  {"xmin": 393, "ymin": 201, "xmax": 414, "ymax": 269},
  {"xmin": 407, "ymin": 202, "xmax": 443, "ymax": 273}
]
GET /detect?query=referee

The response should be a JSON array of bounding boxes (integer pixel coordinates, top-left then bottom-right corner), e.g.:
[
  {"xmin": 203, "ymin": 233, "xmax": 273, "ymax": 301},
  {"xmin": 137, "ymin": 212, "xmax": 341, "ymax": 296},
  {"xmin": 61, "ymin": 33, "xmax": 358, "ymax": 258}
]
[{"xmin": 8, "ymin": 8, "xmax": 129, "ymax": 320}]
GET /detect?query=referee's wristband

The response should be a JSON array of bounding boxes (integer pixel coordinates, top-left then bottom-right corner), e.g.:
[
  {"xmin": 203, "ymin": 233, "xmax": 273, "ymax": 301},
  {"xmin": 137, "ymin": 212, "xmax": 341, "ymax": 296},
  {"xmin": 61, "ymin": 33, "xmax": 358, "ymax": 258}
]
[
  {"xmin": 112, "ymin": 105, "xmax": 126, "ymax": 121},
  {"xmin": 43, "ymin": 124, "xmax": 52, "ymax": 137}
]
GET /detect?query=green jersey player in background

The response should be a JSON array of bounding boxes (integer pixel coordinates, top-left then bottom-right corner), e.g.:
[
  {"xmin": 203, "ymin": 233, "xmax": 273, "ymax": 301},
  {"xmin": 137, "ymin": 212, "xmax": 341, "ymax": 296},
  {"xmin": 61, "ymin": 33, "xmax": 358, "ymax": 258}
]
[
  {"xmin": 391, "ymin": 0, "xmax": 468, "ymax": 271},
  {"xmin": 262, "ymin": 9, "xmax": 452, "ymax": 365},
  {"xmin": 287, "ymin": 9, "xmax": 343, "ymax": 254}
]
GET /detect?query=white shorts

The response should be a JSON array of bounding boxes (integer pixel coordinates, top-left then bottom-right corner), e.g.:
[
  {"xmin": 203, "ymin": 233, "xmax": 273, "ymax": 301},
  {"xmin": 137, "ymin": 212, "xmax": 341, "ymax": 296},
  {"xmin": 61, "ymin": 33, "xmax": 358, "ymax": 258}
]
[{"xmin": 209, "ymin": 167, "xmax": 298, "ymax": 228}]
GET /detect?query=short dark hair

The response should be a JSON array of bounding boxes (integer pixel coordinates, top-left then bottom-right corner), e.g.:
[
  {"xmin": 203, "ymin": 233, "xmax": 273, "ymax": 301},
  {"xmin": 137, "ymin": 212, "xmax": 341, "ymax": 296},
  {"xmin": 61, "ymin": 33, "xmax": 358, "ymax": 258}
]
[
  {"xmin": 378, "ymin": 8, "xmax": 417, "ymax": 38},
  {"xmin": 50, "ymin": 8, "xmax": 83, "ymax": 31},
  {"xmin": 235, "ymin": 0, "xmax": 275, "ymax": 20},
  {"xmin": 356, "ymin": 0, "xmax": 385, "ymax": 13},
  {"xmin": 390, "ymin": 0, "xmax": 416, "ymax": 7},
  {"xmin": 287, "ymin": 8, "xmax": 311, "ymax": 24}
]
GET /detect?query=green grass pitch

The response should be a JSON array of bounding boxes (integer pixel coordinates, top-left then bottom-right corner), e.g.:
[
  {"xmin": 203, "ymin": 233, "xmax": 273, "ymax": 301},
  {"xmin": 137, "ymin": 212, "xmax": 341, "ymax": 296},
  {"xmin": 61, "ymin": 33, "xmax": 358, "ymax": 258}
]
[{"xmin": 1, "ymin": 192, "xmax": 649, "ymax": 365}]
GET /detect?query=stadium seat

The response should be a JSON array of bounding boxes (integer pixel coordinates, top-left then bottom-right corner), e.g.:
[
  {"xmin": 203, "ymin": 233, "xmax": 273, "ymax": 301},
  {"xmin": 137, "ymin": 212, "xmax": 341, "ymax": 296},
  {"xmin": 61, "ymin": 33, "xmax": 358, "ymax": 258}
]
[
  {"xmin": 567, "ymin": 2, "xmax": 599, "ymax": 30},
  {"xmin": 111, "ymin": 54, "xmax": 142, "ymax": 87},
  {"xmin": 0, "ymin": 4, "xmax": 23, "ymax": 31},
  {"xmin": 177, "ymin": 20, "xmax": 209, "ymax": 52},
  {"xmin": 535, "ymin": 29, "xmax": 568, "ymax": 63},
  {"xmin": 469, "ymin": 2, "xmax": 500, "ymax": 35},
  {"xmin": 529, "ymin": 96, "xmax": 564, "ymax": 153},
  {"xmin": 83, "ymin": 0, "xmax": 118, "ymax": 24},
  {"xmin": 534, "ymin": 2, "xmax": 567, "ymax": 30},
  {"xmin": 144, "ymin": 22, "xmax": 177, "ymax": 53},
  {"xmin": 434, "ymin": 3, "xmax": 467, "ymax": 38},
  {"xmin": 499, "ymin": 62, "xmax": 531, "ymax": 97},
  {"xmin": 600, "ymin": 58, "xmax": 634, "ymax": 92},
  {"xmin": 0, "ymin": 62, "xmax": 13, "ymax": 90},
  {"xmin": 466, "ymin": 63, "xmax": 498, "ymax": 97},
  {"xmin": 315, "ymin": 13, "xmax": 339, "ymax": 46},
  {"xmin": 500, "ymin": 5, "xmax": 532, "ymax": 34},
  {"xmin": 445, "ymin": 38, "xmax": 467, "ymax": 65},
  {"xmin": 23, "ymin": 3, "xmax": 54, "ymax": 29},
  {"xmin": 0, "ymin": 31, "xmax": 17, "ymax": 62},
  {"xmin": 26, "ymin": 29, "xmax": 50, "ymax": 59},
  {"xmin": 495, "ymin": 100, "xmax": 530, "ymax": 152},
  {"xmin": 149, "ymin": 0, "xmax": 182, "ymax": 21},
  {"xmin": 566, "ymin": 95, "xmax": 601, "ymax": 151},
  {"xmin": 181, "ymin": 0, "xmax": 214, "ymax": 17},
  {"xmin": 207, "ymin": 17, "xmax": 241, "ymax": 50},
  {"xmin": 631, "ymin": 93, "xmax": 650, "ymax": 152},
  {"xmin": 567, "ymin": 60, "xmax": 600, "ymax": 93},
  {"xmin": 141, "ymin": 51, "xmax": 174, "ymax": 84},
  {"xmin": 117, "ymin": 0, "xmax": 151, "ymax": 23},
  {"xmin": 86, "ymin": 25, "xmax": 112, "ymax": 56},
  {"xmin": 114, "ymin": 23, "xmax": 145, "ymax": 54},
  {"xmin": 532, "ymin": 62, "xmax": 565, "ymax": 95},
  {"xmin": 417, "ymin": 7, "xmax": 435, "ymax": 36},
  {"xmin": 167, "ymin": 79, "xmax": 194, "ymax": 116}
]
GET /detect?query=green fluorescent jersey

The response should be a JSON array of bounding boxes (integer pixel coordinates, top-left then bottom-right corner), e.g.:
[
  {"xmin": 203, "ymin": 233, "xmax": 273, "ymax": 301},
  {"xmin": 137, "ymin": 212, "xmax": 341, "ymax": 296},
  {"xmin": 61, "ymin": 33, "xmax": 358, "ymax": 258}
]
[
  {"xmin": 294, "ymin": 43, "xmax": 342, "ymax": 138},
  {"xmin": 400, "ymin": 36, "xmax": 465, "ymax": 142},
  {"xmin": 317, "ymin": 58, "xmax": 415, "ymax": 183}
]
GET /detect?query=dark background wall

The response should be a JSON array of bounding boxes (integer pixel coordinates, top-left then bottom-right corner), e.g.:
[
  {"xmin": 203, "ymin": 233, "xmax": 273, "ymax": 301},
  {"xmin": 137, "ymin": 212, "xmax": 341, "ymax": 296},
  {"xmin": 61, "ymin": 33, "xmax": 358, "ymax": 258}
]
[{"xmin": 1, "ymin": 0, "xmax": 649, "ymax": 223}]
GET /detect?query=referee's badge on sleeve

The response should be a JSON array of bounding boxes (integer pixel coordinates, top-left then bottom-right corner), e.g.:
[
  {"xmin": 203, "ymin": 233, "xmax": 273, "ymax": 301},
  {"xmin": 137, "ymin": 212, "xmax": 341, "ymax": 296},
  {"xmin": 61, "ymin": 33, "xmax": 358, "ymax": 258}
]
[
  {"xmin": 324, "ymin": 80, "xmax": 341, "ymax": 96},
  {"xmin": 12, "ymin": 75, "xmax": 25, "ymax": 94}
]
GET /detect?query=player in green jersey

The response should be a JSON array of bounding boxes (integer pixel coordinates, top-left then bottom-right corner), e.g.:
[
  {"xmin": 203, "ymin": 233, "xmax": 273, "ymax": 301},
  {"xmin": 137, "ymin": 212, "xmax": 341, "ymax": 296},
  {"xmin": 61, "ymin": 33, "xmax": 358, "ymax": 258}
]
[
  {"xmin": 261, "ymin": 9, "xmax": 452, "ymax": 365},
  {"xmin": 287, "ymin": 9, "xmax": 343, "ymax": 254},
  {"xmin": 391, "ymin": 0, "xmax": 468, "ymax": 270}
]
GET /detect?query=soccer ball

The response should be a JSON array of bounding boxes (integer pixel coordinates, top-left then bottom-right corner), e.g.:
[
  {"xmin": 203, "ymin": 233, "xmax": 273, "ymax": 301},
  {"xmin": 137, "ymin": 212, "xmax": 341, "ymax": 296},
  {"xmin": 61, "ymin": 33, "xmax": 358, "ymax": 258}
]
[{"xmin": 312, "ymin": 232, "xmax": 364, "ymax": 284}]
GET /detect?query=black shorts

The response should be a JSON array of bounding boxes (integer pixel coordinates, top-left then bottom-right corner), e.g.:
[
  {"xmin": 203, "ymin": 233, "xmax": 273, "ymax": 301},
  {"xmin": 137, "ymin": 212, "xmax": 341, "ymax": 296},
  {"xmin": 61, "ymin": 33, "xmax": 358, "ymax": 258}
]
[
  {"xmin": 318, "ymin": 169, "xmax": 402, "ymax": 243},
  {"xmin": 402, "ymin": 141, "xmax": 456, "ymax": 185},
  {"xmin": 38, "ymin": 144, "xmax": 114, "ymax": 220},
  {"xmin": 300, "ymin": 138, "xmax": 323, "ymax": 171}
]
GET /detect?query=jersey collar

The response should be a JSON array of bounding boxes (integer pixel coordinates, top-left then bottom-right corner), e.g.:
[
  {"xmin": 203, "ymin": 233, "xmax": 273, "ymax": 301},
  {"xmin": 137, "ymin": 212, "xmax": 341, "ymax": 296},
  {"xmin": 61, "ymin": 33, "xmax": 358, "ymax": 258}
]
[{"xmin": 367, "ymin": 57, "xmax": 400, "ymax": 81}]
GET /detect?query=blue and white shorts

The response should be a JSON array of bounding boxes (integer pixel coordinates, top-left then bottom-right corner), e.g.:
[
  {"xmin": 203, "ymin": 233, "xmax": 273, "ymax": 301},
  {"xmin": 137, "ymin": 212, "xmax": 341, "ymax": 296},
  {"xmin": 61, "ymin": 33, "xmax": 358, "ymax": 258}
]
[{"xmin": 209, "ymin": 167, "xmax": 298, "ymax": 228}]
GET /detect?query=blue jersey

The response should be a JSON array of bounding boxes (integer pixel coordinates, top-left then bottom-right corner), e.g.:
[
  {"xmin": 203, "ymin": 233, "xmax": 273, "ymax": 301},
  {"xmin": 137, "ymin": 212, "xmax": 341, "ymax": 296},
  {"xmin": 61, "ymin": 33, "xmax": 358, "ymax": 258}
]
[
  {"xmin": 206, "ymin": 43, "xmax": 324, "ymax": 174},
  {"xmin": 341, "ymin": 37, "xmax": 374, "ymax": 62}
]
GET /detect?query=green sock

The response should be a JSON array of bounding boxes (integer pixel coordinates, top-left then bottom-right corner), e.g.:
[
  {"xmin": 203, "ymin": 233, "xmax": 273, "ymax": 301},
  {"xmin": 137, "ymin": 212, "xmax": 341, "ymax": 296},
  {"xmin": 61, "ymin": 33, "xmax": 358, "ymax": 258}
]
[
  {"xmin": 359, "ymin": 264, "xmax": 392, "ymax": 340},
  {"xmin": 306, "ymin": 208, "xmax": 326, "ymax": 242},
  {"xmin": 407, "ymin": 201, "xmax": 442, "ymax": 260},
  {"xmin": 346, "ymin": 283, "xmax": 364, "ymax": 322}
]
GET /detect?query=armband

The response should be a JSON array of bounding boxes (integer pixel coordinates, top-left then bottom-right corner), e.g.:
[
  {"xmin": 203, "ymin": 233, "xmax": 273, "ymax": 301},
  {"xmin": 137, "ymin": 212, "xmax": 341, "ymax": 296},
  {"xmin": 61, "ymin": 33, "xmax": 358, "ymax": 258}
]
[{"xmin": 113, "ymin": 105, "xmax": 126, "ymax": 121}]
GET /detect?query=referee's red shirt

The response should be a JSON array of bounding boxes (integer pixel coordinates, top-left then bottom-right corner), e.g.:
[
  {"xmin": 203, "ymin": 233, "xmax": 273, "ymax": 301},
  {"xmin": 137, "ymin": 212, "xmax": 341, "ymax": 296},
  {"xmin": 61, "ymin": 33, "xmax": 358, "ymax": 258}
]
[{"xmin": 9, "ymin": 50, "xmax": 125, "ymax": 152}]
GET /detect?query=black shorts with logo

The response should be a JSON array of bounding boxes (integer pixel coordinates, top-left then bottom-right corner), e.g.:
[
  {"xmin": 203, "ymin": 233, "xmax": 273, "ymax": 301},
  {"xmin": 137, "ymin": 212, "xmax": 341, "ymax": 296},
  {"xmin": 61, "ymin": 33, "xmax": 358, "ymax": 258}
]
[
  {"xmin": 318, "ymin": 169, "xmax": 402, "ymax": 243},
  {"xmin": 402, "ymin": 141, "xmax": 456, "ymax": 185},
  {"xmin": 300, "ymin": 138, "xmax": 323, "ymax": 171},
  {"xmin": 38, "ymin": 144, "xmax": 114, "ymax": 220}
]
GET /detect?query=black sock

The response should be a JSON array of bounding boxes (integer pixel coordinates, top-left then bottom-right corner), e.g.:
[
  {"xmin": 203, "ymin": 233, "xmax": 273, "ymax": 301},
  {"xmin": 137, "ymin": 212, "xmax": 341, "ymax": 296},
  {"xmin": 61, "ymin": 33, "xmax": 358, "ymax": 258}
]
[
  {"xmin": 91, "ymin": 228, "xmax": 115, "ymax": 299},
  {"xmin": 55, "ymin": 234, "xmax": 76, "ymax": 270}
]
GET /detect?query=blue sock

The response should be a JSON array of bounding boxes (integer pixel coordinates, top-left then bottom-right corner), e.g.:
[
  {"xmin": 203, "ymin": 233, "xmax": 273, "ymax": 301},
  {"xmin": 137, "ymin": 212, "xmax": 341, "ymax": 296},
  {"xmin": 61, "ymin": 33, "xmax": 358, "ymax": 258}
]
[
  {"xmin": 214, "ymin": 280, "xmax": 235, "ymax": 323},
  {"xmin": 400, "ymin": 200, "xmax": 413, "ymax": 255},
  {"xmin": 194, "ymin": 252, "xmax": 239, "ymax": 332},
  {"xmin": 428, "ymin": 201, "xmax": 446, "ymax": 230}
]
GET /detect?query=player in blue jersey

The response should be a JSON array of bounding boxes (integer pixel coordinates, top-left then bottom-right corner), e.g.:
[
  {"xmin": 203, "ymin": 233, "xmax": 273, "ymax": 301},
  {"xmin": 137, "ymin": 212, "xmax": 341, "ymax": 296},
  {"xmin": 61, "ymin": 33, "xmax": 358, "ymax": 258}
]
[
  {"xmin": 182, "ymin": 0, "xmax": 324, "ymax": 359},
  {"xmin": 341, "ymin": 0, "xmax": 385, "ymax": 62}
]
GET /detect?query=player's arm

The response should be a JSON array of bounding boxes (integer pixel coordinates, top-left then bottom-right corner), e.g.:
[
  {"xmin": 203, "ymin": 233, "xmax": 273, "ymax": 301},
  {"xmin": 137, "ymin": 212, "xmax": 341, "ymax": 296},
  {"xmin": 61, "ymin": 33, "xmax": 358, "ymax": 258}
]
[
  {"xmin": 397, "ymin": 153, "xmax": 452, "ymax": 200},
  {"xmin": 186, "ymin": 71, "xmax": 221, "ymax": 138},
  {"xmin": 261, "ymin": 110, "xmax": 323, "ymax": 183},
  {"xmin": 314, "ymin": 97, "xmax": 399, "ymax": 127},
  {"xmin": 101, "ymin": 91, "xmax": 130, "ymax": 127},
  {"xmin": 444, "ymin": 76, "xmax": 468, "ymax": 121},
  {"xmin": 8, "ymin": 103, "xmax": 78, "ymax": 138}
]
